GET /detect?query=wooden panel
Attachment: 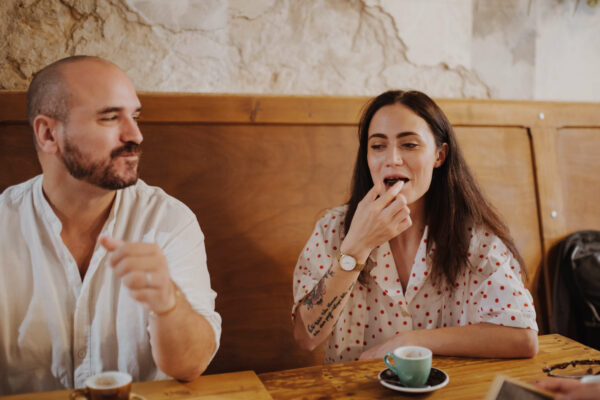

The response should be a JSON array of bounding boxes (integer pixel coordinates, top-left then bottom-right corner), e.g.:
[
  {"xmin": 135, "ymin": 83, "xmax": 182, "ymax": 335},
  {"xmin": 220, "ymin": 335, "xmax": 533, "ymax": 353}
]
[
  {"xmin": 138, "ymin": 123, "xmax": 357, "ymax": 374},
  {"xmin": 557, "ymin": 128, "xmax": 600, "ymax": 233},
  {"xmin": 0, "ymin": 123, "xmax": 41, "ymax": 192},
  {"xmin": 455, "ymin": 126, "xmax": 544, "ymax": 330},
  {"xmin": 455, "ymin": 127, "xmax": 541, "ymax": 282},
  {"xmin": 3, "ymin": 92, "xmax": 600, "ymax": 126},
  {"xmin": 0, "ymin": 93, "xmax": 27, "ymax": 123}
]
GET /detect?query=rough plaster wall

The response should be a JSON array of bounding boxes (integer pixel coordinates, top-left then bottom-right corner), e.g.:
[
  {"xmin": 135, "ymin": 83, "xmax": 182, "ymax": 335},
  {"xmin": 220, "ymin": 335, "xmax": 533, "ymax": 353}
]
[
  {"xmin": 534, "ymin": 0, "xmax": 600, "ymax": 101},
  {"xmin": 472, "ymin": 0, "xmax": 537, "ymax": 99},
  {"xmin": 0, "ymin": 0, "xmax": 599, "ymax": 100}
]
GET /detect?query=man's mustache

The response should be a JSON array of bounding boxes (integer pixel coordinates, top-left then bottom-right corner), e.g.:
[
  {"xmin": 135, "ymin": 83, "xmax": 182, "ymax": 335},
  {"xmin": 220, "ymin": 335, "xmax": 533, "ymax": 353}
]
[{"xmin": 111, "ymin": 142, "xmax": 142, "ymax": 158}]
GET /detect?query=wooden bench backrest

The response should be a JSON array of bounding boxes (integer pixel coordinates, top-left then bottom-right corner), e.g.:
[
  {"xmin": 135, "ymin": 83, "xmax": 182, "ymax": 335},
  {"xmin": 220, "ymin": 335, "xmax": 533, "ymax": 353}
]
[{"xmin": 1, "ymin": 93, "xmax": 599, "ymax": 374}]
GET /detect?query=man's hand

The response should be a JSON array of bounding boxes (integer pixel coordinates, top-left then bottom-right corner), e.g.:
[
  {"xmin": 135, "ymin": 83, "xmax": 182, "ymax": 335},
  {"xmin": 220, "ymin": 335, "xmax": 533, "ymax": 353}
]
[{"xmin": 100, "ymin": 236, "xmax": 175, "ymax": 314}]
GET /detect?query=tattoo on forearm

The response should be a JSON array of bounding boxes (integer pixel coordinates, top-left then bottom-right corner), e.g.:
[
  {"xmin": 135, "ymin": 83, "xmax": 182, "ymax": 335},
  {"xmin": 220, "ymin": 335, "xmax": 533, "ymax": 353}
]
[
  {"xmin": 306, "ymin": 282, "xmax": 353, "ymax": 337},
  {"xmin": 302, "ymin": 268, "xmax": 334, "ymax": 310}
]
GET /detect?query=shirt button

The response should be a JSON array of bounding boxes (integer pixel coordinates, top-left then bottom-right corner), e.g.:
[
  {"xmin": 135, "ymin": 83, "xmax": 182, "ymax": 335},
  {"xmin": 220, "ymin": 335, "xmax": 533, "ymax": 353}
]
[
  {"xmin": 402, "ymin": 311, "xmax": 410, "ymax": 317},
  {"xmin": 77, "ymin": 349, "xmax": 86, "ymax": 359}
]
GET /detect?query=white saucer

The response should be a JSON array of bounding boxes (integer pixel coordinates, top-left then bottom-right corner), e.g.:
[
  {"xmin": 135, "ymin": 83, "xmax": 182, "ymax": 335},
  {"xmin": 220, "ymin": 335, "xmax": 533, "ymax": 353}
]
[{"xmin": 378, "ymin": 367, "xmax": 449, "ymax": 393}]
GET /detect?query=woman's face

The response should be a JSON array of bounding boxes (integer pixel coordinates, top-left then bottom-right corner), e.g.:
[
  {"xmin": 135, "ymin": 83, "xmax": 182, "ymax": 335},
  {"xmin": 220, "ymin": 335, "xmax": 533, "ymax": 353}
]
[{"xmin": 367, "ymin": 103, "xmax": 447, "ymax": 207}]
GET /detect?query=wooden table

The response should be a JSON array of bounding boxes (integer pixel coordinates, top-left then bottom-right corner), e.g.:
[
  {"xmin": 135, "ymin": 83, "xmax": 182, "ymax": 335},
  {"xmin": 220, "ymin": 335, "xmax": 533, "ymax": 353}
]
[
  {"xmin": 259, "ymin": 334, "xmax": 600, "ymax": 399},
  {"xmin": 2, "ymin": 334, "xmax": 597, "ymax": 399},
  {"xmin": 1, "ymin": 371, "xmax": 273, "ymax": 400}
]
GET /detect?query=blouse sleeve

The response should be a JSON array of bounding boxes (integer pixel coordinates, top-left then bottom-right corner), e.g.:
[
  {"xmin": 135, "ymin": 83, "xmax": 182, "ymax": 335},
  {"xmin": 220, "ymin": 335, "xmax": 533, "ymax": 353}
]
[
  {"xmin": 465, "ymin": 228, "xmax": 538, "ymax": 331},
  {"xmin": 291, "ymin": 207, "xmax": 345, "ymax": 319}
]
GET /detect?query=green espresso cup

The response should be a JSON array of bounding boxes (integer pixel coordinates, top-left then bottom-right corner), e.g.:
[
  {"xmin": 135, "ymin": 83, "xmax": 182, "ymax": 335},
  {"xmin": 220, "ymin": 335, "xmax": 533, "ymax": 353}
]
[{"xmin": 383, "ymin": 346, "xmax": 432, "ymax": 387}]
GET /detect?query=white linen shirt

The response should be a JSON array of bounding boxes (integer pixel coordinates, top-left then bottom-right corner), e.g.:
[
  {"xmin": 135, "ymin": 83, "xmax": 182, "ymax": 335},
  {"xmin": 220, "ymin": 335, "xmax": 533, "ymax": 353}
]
[
  {"xmin": 292, "ymin": 206, "xmax": 538, "ymax": 363},
  {"xmin": 0, "ymin": 176, "xmax": 221, "ymax": 395}
]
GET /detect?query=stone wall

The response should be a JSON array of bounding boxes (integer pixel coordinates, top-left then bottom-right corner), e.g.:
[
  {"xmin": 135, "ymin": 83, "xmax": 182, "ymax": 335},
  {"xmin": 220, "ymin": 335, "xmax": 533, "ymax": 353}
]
[{"xmin": 1, "ymin": 0, "xmax": 599, "ymax": 100}]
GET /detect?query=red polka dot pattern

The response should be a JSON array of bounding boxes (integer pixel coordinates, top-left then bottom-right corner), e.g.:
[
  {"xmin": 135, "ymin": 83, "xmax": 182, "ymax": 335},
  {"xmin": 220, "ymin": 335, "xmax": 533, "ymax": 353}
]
[{"xmin": 292, "ymin": 206, "xmax": 538, "ymax": 363}]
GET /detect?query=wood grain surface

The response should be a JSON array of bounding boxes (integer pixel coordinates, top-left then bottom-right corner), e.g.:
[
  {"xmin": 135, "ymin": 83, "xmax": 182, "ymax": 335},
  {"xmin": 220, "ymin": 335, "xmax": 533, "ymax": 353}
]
[
  {"xmin": 0, "ymin": 371, "xmax": 272, "ymax": 400},
  {"xmin": 557, "ymin": 128, "xmax": 600, "ymax": 233},
  {"xmin": 259, "ymin": 334, "xmax": 600, "ymax": 399}
]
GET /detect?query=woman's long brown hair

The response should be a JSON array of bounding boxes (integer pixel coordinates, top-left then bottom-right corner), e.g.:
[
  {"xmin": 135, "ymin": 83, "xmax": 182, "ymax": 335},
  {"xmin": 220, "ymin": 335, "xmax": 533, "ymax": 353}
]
[{"xmin": 344, "ymin": 90, "xmax": 525, "ymax": 287}]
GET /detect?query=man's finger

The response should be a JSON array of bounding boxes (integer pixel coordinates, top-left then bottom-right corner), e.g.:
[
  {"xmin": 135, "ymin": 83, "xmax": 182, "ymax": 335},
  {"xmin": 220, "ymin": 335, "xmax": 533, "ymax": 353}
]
[
  {"xmin": 100, "ymin": 236, "xmax": 124, "ymax": 252},
  {"xmin": 126, "ymin": 288, "xmax": 156, "ymax": 307},
  {"xmin": 120, "ymin": 269, "xmax": 151, "ymax": 290},
  {"xmin": 112, "ymin": 254, "xmax": 157, "ymax": 277},
  {"xmin": 107, "ymin": 242, "xmax": 160, "ymax": 267}
]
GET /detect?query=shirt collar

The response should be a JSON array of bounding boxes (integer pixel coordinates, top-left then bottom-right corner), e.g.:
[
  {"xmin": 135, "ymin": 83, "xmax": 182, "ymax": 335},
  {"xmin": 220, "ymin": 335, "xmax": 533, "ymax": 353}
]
[
  {"xmin": 34, "ymin": 176, "xmax": 62, "ymax": 235},
  {"xmin": 34, "ymin": 175, "xmax": 122, "ymax": 239}
]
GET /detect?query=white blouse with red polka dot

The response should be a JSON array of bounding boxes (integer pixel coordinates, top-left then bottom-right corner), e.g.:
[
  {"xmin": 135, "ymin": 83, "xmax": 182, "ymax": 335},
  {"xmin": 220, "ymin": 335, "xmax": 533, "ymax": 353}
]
[{"xmin": 292, "ymin": 205, "xmax": 538, "ymax": 363}]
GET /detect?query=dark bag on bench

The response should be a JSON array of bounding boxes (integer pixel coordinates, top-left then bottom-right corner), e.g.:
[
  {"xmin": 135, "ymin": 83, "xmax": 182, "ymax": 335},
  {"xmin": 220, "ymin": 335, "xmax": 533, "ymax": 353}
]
[{"xmin": 552, "ymin": 230, "xmax": 600, "ymax": 350}]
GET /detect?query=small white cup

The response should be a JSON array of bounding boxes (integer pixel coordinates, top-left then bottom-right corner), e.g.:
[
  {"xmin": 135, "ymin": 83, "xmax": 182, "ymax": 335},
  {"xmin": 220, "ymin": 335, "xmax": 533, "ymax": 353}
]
[{"xmin": 71, "ymin": 371, "xmax": 144, "ymax": 400}]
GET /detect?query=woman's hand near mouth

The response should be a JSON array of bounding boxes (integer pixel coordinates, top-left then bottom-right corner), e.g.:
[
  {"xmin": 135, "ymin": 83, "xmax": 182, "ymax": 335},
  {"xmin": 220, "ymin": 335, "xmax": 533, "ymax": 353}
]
[
  {"xmin": 340, "ymin": 180, "xmax": 411, "ymax": 263},
  {"xmin": 383, "ymin": 176, "xmax": 409, "ymax": 190}
]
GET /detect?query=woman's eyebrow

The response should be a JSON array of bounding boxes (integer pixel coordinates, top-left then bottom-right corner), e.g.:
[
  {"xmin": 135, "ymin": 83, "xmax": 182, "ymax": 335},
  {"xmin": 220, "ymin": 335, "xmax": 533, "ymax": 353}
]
[
  {"xmin": 395, "ymin": 131, "xmax": 419, "ymax": 138},
  {"xmin": 368, "ymin": 131, "xmax": 419, "ymax": 140}
]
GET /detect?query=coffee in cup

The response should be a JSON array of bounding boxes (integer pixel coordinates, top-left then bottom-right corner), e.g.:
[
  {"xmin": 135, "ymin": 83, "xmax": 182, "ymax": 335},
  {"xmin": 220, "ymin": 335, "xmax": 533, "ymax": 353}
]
[
  {"xmin": 70, "ymin": 371, "xmax": 143, "ymax": 400},
  {"xmin": 383, "ymin": 345, "xmax": 432, "ymax": 387}
]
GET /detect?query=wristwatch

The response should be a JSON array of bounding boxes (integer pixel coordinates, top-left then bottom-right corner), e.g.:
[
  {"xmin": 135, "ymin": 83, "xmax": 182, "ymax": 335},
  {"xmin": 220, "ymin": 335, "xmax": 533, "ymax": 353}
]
[{"xmin": 337, "ymin": 252, "xmax": 366, "ymax": 272}]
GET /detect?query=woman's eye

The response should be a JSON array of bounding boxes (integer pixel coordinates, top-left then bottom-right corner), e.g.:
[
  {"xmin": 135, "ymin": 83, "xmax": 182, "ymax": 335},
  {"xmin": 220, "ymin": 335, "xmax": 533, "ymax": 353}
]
[
  {"xmin": 370, "ymin": 144, "xmax": 385, "ymax": 150},
  {"xmin": 402, "ymin": 142, "xmax": 418, "ymax": 149}
]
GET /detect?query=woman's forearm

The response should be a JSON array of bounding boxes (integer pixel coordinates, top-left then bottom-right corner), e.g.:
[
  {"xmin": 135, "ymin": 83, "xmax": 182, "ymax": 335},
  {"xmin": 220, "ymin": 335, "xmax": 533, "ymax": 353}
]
[
  {"xmin": 294, "ymin": 263, "xmax": 359, "ymax": 350},
  {"xmin": 360, "ymin": 323, "xmax": 538, "ymax": 360}
]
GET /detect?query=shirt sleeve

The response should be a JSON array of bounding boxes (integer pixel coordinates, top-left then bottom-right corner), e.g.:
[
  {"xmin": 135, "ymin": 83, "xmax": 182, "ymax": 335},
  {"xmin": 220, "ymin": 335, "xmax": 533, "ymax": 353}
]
[
  {"xmin": 291, "ymin": 208, "xmax": 345, "ymax": 319},
  {"xmin": 159, "ymin": 215, "xmax": 222, "ymax": 359},
  {"xmin": 465, "ymin": 228, "xmax": 538, "ymax": 331}
]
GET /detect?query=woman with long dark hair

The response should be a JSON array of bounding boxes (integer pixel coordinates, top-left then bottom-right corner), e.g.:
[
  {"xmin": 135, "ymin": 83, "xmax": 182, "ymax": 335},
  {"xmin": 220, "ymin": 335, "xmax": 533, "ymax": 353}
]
[{"xmin": 292, "ymin": 90, "xmax": 538, "ymax": 363}]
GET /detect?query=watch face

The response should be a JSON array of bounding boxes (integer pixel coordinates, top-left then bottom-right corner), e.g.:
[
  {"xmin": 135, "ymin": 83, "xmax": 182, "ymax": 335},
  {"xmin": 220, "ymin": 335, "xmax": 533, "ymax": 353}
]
[{"xmin": 340, "ymin": 255, "xmax": 356, "ymax": 271}]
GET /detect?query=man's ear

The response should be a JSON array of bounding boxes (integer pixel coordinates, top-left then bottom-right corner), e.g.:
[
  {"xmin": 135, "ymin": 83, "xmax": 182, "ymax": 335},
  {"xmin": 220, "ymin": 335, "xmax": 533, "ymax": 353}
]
[
  {"xmin": 33, "ymin": 115, "xmax": 61, "ymax": 154},
  {"xmin": 434, "ymin": 142, "xmax": 448, "ymax": 168}
]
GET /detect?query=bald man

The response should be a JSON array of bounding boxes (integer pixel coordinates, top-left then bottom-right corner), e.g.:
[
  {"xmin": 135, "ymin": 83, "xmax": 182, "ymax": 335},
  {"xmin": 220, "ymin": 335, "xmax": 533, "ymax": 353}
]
[{"xmin": 0, "ymin": 56, "xmax": 220, "ymax": 394}]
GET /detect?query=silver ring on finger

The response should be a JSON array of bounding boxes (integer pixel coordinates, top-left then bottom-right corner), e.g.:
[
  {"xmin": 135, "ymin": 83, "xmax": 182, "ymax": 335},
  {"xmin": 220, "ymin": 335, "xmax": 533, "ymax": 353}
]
[{"xmin": 145, "ymin": 271, "xmax": 152, "ymax": 288}]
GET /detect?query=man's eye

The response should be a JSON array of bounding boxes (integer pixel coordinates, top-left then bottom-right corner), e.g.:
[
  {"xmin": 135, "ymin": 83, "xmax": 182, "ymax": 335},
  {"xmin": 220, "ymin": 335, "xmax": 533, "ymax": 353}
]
[{"xmin": 100, "ymin": 115, "xmax": 118, "ymax": 121}]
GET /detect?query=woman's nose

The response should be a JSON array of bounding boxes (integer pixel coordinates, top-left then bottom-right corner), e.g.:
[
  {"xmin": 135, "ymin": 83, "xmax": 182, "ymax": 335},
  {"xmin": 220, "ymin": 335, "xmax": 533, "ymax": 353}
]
[{"xmin": 386, "ymin": 146, "xmax": 403, "ymax": 166}]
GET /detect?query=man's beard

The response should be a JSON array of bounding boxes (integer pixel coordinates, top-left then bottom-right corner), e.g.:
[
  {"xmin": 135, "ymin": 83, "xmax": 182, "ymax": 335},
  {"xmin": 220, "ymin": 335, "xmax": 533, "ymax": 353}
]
[{"xmin": 61, "ymin": 136, "xmax": 141, "ymax": 190}]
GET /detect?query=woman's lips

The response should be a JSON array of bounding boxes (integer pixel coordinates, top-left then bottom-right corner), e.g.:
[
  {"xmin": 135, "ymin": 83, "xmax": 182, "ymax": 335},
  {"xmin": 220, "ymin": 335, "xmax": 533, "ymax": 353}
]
[{"xmin": 383, "ymin": 177, "xmax": 409, "ymax": 187}]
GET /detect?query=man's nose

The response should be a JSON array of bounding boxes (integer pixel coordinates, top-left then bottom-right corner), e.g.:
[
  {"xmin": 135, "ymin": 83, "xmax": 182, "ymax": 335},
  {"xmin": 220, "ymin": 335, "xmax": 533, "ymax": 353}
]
[{"xmin": 121, "ymin": 116, "xmax": 143, "ymax": 144}]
